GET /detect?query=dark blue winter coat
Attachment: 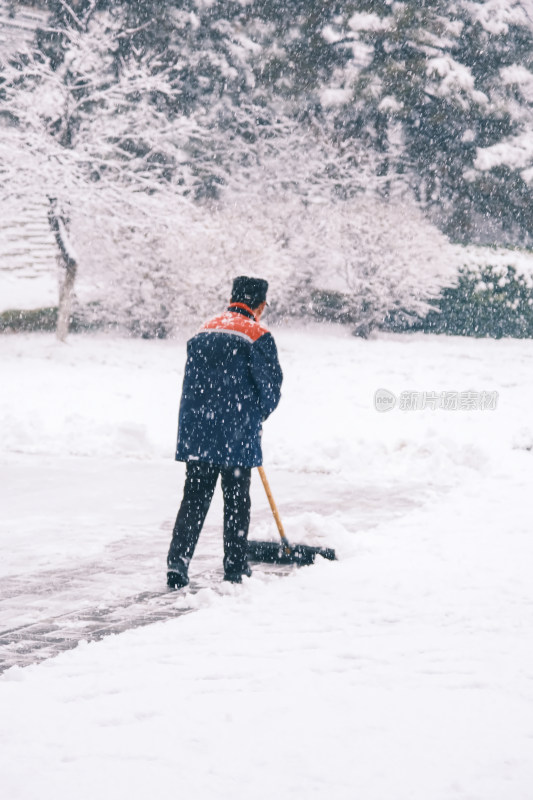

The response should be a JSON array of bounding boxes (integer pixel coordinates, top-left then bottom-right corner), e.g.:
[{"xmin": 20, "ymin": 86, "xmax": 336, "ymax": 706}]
[{"xmin": 175, "ymin": 305, "xmax": 283, "ymax": 467}]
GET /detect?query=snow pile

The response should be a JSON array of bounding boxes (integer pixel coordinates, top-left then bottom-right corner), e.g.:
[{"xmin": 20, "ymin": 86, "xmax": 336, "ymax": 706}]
[
  {"xmin": 3, "ymin": 324, "xmax": 524, "ymax": 470},
  {"xmin": 0, "ymin": 334, "xmax": 180, "ymax": 459}
]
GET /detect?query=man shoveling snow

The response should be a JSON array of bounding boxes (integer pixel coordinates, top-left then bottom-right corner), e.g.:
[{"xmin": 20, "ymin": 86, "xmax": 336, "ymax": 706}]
[{"xmin": 167, "ymin": 276, "xmax": 283, "ymax": 588}]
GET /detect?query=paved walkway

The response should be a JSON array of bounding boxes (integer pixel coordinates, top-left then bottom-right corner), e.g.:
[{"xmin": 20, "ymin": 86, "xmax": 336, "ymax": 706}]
[
  {"xmin": 0, "ymin": 543, "xmax": 290, "ymax": 672},
  {"xmin": 0, "ymin": 456, "xmax": 430, "ymax": 673}
]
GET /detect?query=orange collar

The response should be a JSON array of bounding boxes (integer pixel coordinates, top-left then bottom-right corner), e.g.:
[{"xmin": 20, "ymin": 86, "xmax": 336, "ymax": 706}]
[{"xmin": 228, "ymin": 302, "xmax": 257, "ymax": 321}]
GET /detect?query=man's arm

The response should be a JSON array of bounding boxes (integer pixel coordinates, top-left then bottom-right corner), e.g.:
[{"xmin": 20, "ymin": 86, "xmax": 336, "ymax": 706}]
[{"xmin": 250, "ymin": 332, "xmax": 283, "ymax": 420}]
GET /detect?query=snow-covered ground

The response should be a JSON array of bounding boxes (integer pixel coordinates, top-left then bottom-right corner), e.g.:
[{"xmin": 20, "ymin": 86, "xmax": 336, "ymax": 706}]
[{"xmin": 1, "ymin": 323, "xmax": 533, "ymax": 799}]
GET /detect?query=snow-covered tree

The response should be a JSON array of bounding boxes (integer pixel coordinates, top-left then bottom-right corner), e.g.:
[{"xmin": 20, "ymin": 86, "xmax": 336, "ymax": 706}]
[
  {"xmin": 320, "ymin": 0, "xmax": 533, "ymax": 242},
  {"xmin": 1, "ymin": 0, "xmax": 465, "ymax": 338},
  {"xmin": 0, "ymin": 8, "xmax": 196, "ymax": 338}
]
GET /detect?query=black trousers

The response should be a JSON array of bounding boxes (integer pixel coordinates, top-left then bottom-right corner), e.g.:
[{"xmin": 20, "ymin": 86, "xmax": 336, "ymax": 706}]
[{"xmin": 168, "ymin": 461, "xmax": 251, "ymax": 575}]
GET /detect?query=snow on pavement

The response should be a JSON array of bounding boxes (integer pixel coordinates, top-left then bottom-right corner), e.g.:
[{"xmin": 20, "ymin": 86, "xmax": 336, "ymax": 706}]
[
  {"xmin": 1, "ymin": 325, "xmax": 533, "ymax": 798},
  {"xmin": 1, "ymin": 467, "xmax": 533, "ymax": 800}
]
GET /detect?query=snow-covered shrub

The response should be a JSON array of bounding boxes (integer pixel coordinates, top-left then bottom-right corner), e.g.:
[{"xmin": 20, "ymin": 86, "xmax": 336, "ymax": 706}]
[
  {"xmin": 271, "ymin": 197, "xmax": 459, "ymax": 336},
  {"xmin": 420, "ymin": 264, "xmax": 533, "ymax": 338},
  {"xmin": 68, "ymin": 191, "xmax": 458, "ymax": 337},
  {"xmin": 70, "ymin": 194, "xmax": 296, "ymax": 334}
]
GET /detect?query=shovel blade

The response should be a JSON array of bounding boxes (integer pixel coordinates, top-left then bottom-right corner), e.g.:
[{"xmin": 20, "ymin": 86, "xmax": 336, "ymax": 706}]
[{"xmin": 247, "ymin": 540, "xmax": 336, "ymax": 566}]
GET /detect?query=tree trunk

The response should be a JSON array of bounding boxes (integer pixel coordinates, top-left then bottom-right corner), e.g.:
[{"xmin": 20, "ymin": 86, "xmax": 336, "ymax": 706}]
[
  {"xmin": 56, "ymin": 267, "xmax": 76, "ymax": 342},
  {"xmin": 48, "ymin": 198, "xmax": 77, "ymax": 342}
]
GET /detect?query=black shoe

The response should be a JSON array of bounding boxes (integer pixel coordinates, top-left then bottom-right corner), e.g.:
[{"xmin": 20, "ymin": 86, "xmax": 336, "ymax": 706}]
[
  {"xmin": 167, "ymin": 559, "xmax": 189, "ymax": 589},
  {"xmin": 223, "ymin": 562, "xmax": 252, "ymax": 584}
]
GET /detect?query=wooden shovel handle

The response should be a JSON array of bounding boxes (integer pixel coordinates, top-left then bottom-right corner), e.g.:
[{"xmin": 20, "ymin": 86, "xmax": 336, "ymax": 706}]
[{"xmin": 257, "ymin": 466, "xmax": 290, "ymax": 549}]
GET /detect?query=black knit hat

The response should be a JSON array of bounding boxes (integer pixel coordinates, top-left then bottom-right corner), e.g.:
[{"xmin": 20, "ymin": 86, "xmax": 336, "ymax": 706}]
[{"xmin": 231, "ymin": 276, "xmax": 268, "ymax": 308}]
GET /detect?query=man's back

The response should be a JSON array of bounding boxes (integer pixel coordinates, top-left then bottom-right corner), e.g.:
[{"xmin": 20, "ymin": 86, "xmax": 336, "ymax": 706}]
[{"xmin": 176, "ymin": 304, "xmax": 282, "ymax": 467}]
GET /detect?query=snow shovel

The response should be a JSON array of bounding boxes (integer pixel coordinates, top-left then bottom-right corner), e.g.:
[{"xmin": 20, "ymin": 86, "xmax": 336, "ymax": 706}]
[{"xmin": 247, "ymin": 466, "xmax": 336, "ymax": 566}]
